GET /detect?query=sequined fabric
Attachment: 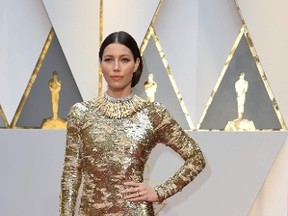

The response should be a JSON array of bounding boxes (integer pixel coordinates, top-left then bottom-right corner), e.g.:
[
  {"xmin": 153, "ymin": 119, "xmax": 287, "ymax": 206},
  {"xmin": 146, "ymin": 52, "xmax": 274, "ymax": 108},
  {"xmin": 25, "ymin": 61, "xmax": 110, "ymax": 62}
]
[{"xmin": 60, "ymin": 93, "xmax": 206, "ymax": 216}]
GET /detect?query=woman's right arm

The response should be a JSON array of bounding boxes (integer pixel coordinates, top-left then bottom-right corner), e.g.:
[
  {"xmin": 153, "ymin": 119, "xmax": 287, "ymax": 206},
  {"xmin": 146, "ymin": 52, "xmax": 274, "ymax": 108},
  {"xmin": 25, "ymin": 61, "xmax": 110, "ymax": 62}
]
[{"xmin": 60, "ymin": 104, "xmax": 84, "ymax": 216}]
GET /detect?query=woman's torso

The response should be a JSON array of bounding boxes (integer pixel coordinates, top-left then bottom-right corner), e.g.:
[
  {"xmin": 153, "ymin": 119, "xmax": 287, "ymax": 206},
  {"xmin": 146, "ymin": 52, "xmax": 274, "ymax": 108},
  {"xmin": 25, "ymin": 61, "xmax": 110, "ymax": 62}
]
[{"xmin": 78, "ymin": 96, "xmax": 159, "ymax": 215}]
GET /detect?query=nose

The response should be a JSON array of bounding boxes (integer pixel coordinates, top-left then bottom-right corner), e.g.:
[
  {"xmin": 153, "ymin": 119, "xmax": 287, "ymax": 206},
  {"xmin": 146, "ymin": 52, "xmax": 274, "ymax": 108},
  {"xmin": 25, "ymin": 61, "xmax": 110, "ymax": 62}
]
[{"xmin": 113, "ymin": 60, "xmax": 120, "ymax": 71}]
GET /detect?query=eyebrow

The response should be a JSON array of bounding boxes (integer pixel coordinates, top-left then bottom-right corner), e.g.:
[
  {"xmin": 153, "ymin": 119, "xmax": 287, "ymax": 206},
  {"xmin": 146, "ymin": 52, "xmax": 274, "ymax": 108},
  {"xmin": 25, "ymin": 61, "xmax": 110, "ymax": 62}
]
[{"xmin": 103, "ymin": 54, "xmax": 131, "ymax": 58}]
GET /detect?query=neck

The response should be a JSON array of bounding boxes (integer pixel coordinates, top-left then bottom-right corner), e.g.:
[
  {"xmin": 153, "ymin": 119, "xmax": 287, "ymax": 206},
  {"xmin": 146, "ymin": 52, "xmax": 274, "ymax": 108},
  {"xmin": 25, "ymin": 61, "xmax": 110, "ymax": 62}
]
[
  {"xmin": 106, "ymin": 89, "xmax": 132, "ymax": 98},
  {"xmin": 104, "ymin": 91, "xmax": 134, "ymax": 103}
]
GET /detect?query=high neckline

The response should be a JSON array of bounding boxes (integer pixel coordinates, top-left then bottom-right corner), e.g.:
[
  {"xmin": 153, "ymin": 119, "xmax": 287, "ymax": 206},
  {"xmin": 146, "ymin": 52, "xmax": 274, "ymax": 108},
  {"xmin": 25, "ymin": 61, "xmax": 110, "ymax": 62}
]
[
  {"xmin": 104, "ymin": 92, "xmax": 135, "ymax": 103},
  {"xmin": 94, "ymin": 92, "xmax": 147, "ymax": 118}
]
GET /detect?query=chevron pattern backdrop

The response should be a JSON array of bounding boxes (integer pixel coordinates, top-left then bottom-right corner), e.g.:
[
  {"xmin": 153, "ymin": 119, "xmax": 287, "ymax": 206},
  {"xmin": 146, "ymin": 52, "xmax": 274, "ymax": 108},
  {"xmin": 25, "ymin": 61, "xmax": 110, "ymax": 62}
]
[{"xmin": 1, "ymin": 0, "xmax": 288, "ymax": 215}]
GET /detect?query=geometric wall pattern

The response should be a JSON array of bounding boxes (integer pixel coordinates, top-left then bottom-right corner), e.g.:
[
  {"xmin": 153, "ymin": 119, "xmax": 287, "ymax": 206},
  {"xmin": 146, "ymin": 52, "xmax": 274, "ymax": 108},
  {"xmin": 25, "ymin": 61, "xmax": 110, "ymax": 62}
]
[
  {"xmin": 198, "ymin": 25, "xmax": 286, "ymax": 130},
  {"xmin": 13, "ymin": 30, "xmax": 82, "ymax": 128},
  {"xmin": 1, "ymin": 0, "xmax": 288, "ymax": 215},
  {"xmin": 4, "ymin": 1, "xmax": 286, "ymax": 131}
]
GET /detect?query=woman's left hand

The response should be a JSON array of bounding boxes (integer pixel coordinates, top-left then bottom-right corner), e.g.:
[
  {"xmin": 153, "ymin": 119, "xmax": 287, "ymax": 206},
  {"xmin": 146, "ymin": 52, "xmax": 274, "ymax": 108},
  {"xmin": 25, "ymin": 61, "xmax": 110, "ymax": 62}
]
[{"xmin": 121, "ymin": 181, "xmax": 159, "ymax": 202}]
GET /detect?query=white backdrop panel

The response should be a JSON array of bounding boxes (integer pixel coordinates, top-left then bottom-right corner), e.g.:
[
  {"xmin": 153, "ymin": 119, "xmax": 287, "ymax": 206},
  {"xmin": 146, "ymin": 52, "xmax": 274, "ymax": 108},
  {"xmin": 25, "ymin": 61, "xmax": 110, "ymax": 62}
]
[
  {"xmin": 102, "ymin": 0, "xmax": 159, "ymax": 45},
  {"xmin": 146, "ymin": 131, "xmax": 286, "ymax": 216},
  {"xmin": 1, "ymin": 130, "xmax": 285, "ymax": 216},
  {"xmin": 42, "ymin": 0, "xmax": 100, "ymax": 101},
  {"xmin": 154, "ymin": 0, "xmax": 243, "ymax": 124},
  {"xmin": 0, "ymin": 130, "xmax": 65, "ymax": 216},
  {"xmin": 154, "ymin": 0, "xmax": 198, "ymax": 125},
  {"xmin": 237, "ymin": 1, "xmax": 288, "ymax": 214},
  {"xmin": 237, "ymin": 0, "xmax": 288, "ymax": 124},
  {"xmin": 0, "ymin": 0, "xmax": 51, "ymax": 123},
  {"xmin": 249, "ymin": 139, "xmax": 288, "ymax": 216}
]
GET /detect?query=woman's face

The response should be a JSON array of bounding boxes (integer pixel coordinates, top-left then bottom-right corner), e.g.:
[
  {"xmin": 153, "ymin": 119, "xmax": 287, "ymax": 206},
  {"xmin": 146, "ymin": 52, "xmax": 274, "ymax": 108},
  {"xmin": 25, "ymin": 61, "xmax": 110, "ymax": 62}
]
[{"xmin": 100, "ymin": 43, "xmax": 139, "ymax": 96}]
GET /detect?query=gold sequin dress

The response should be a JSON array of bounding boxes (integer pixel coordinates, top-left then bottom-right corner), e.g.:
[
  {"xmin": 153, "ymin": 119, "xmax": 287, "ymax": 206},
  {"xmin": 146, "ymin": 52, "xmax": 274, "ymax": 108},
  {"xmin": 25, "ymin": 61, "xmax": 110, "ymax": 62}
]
[{"xmin": 60, "ymin": 92, "xmax": 206, "ymax": 216}]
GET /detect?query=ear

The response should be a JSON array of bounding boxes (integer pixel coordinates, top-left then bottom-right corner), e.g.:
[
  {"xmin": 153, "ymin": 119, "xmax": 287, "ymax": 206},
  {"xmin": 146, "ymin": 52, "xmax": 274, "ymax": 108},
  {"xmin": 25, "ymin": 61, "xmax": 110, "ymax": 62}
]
[
  {"xmin": 134, "ymin": 58, "xmax": 140, "ymax": 72},
  {"xmin": 99, "ymin": 58, "xmax": 103, "ymax": 67},
  {"xmin": 99, "ymin": 58, "xmax": 104, "ymax": 74}
]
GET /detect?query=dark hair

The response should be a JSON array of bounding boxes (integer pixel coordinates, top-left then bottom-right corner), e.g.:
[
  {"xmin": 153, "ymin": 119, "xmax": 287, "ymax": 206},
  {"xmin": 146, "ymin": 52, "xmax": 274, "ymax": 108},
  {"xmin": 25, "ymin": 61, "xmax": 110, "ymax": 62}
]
[{"xmin": 99, "ymin": 31, "xmax": 143, "ymax": 88}]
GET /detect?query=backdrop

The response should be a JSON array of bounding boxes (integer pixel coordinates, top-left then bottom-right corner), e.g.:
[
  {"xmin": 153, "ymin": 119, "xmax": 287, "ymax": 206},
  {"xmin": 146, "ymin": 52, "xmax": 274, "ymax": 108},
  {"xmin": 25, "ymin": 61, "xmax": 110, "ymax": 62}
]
[{"xmin": 1, "ymin": 0, "xmax": 288, "ymax": 215}]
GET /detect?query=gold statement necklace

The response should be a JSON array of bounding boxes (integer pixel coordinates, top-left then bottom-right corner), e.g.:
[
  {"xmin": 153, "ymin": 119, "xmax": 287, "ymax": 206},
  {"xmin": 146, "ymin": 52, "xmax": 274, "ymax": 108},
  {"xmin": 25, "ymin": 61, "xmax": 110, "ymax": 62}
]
[{"xmin": 94, "ymin": 92, "xmax": 147, "ymax": 119}]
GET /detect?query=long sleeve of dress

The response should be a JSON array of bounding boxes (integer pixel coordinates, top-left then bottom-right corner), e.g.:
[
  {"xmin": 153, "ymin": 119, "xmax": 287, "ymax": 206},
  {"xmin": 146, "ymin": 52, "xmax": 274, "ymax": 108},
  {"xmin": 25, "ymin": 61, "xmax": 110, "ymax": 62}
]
[
  {"xmin": 153, "ymin": 104, "xmax": 206, "ymax": 203},
  {"xmin": 60, "ymin": 104, "xmax": 84, "ymax": 216}
]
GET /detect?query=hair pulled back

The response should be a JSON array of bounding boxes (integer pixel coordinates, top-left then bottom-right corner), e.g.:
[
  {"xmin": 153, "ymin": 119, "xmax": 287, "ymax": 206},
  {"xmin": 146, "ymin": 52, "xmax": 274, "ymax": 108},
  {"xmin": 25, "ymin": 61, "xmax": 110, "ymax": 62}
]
[{"xmin": 99, "ymin": 31, "xmax": 143, "ymax": 87}]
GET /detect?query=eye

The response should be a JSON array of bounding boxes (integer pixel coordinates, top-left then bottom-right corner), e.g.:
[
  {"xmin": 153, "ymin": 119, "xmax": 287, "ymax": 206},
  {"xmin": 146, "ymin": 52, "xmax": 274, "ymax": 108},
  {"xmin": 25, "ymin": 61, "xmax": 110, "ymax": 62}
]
[
  {"xmin": 121, "ymin": 58, "xmax": 130, "ymax": 63},
  {"xmin": 103, "ymin": 58, "xmax": 113, "ymax": 62}
]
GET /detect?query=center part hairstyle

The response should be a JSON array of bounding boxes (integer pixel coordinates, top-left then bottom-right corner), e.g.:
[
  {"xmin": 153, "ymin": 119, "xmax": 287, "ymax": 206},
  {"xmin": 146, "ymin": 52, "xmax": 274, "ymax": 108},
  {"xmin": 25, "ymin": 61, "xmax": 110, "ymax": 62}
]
[{"xmin": 99, "ymin": 31, "xmax": 143, "ymax": 88}]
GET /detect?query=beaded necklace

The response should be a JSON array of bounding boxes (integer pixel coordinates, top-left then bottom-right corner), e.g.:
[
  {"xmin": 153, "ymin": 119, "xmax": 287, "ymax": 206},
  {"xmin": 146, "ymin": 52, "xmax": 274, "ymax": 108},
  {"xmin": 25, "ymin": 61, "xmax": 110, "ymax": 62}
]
[{"xmin": 94, "ymin": 92, "xmax": 147, "ymax": 118}]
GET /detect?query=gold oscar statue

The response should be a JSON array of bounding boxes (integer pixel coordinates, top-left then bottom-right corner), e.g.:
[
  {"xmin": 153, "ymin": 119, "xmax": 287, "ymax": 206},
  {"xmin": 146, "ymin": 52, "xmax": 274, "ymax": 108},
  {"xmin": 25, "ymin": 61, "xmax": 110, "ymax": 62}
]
[
  {"xmin": 144, "ymin": 73, "xmax": 157, "ymax": 102},
  {"xmin": 41, "ymin": 71, "xmax": 67, "ymax": 129},
  {"xmin": 225, "ymin": 72, "xmax": 256, "ymax": 131}
]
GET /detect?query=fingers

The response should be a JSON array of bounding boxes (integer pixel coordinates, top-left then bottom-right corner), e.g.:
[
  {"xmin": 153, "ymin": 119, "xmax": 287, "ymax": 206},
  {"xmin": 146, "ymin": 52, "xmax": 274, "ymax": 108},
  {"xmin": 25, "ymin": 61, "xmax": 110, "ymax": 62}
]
[
  {"xmin": 122, "ymin": 186, "xmax": 140, "ymax": 196},
  {"xmin": 123, "ymin": 188, "xmax": 142, "ymax": 201},
  {"xmin": 123, "ymin": 181, "xmax": 140, "ymax": 187},
  {"xmin": 121, "ymin": 182, "xmax": 159, "ymax": 202},
  {"xmin": 122, "ymin": 182, "xmax": 145, "ymax": 195},
  {"xmin": 121, "ymin": 182, "xmax": 143, "ymax": 200}
]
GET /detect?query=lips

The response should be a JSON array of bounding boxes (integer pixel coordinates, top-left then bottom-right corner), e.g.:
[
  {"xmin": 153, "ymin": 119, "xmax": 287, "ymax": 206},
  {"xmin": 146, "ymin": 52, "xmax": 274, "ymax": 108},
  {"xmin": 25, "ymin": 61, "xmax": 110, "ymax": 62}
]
[{"xmin": 110, "ymin": 75, "xmax": 123, "ymax": 81}]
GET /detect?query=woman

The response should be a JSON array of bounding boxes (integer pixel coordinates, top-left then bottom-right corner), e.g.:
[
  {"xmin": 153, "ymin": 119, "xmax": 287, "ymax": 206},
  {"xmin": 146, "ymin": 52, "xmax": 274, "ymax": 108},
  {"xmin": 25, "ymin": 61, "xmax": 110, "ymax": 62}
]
[{"xmin": 60, "ymin": 31, "xmax": 206, "ymax": 216}]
